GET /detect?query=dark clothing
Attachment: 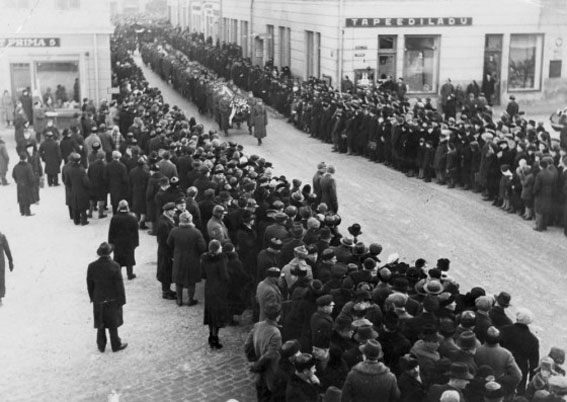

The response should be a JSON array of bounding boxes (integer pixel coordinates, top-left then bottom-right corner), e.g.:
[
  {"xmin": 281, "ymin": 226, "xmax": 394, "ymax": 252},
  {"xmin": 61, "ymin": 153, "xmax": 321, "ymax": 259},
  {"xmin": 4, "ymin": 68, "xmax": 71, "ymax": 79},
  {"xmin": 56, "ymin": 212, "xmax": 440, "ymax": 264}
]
[
  {"xmin": 500, "ymin": 323, "xmax": 540, "ymax": 393},
  {"xmin": 63, "ymin": 162, "xmax": 90, "ymax": 223},
  {"xmin": 167, "ymin": 225, "xmax": 207, "ymax": 287},
  {"xmin": 86, "ymin": 256, "xmax": 126, "ymax": 330},
  {"xmin": 156, "ymin": 214, "xmax": 175, "ymax": 285},
  {"xmin": 201, "ymin": 251, "xmax": 229, "ymax": 327},
  {"xmin": 0, "ymin": 232, "xmax": 14, "ymax": 299},
  {"xmin": 38, "ymin": 138, "xmax": 62, "ymax": 175},
  {"xmin": 285, "ymin": 374, "xmax": 320, "ymax": 402},
  {"xmin": 12, "ymin": 160, "xmax": 34, "ymax": 214},
  {"xmin": 105, "ymin": 160, "xmax": 129, "ymax": 213},
  {"xmin": 108, "ymin": 212, "xmax": 139, "ymax": 267},
  {"xmin": 129, "ymin": 165, "xmax": 150, "ymax": 215}
]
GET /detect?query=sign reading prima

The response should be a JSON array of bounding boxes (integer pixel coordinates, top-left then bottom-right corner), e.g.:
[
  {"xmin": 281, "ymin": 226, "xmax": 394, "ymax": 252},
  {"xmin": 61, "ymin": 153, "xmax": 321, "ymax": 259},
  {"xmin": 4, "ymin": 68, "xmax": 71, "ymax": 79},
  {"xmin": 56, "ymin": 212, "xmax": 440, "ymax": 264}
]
[
  {"xmin": 0, "ymin": 38, "xmax": 61, "ymax": 47},
  {"xmin": 346, "ymin": 17, "xmax": 472, "ymax": 28}
]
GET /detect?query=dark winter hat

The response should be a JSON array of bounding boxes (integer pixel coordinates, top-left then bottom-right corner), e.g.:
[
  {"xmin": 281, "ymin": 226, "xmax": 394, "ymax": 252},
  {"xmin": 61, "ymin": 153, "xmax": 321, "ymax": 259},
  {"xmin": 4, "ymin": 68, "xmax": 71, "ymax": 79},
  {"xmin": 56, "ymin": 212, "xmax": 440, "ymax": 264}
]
[
  {"xmin": 360, "ymin": 339, "xmax": 382, "ymax": 360},
  {"xmin": 456, "ymin": 330, "xmax": 478, "ymax": 350},
  {"xmin": 294, "ymin": 353, "xmax": 316, "ymax": 372},
  {"xmin": 354, "ymin": 325, "xmax": 379, "ymax": 343},
  {"xmin": 280, "ymin": 339, "xmax": 301, "ymax": 359},
  {"xmin": 289, "ymin": 223, "xmax": 306, "ymax": 238},
  {"xmin": 439, "ymin": 318, "xmax": 457, "ymax": 337},
  {"xmin": 268, "ymin": 238, "xmax": 283, "ymax": 250},
  {"xmin": 319, "ymin": 227, "xmax": 332, "ymax": 240},
  {"xmin": 363, "ymin": 258, "xmax": 376, "ymax": 270},
  {"xmin": 347, "ymin": 223, "xmax": 362, "ymax": 237},
  {"xmin": 266, "ymin": 267, "xmax": 281, "ymax": 278},
  {"xmin": 399, "ymin": 354, "xmax": 419, "ymax": 371},
  {"xmin": 162, "ymin": 202, "xmax": 176, "ymax": 211},
  {"xmin": 449, "ymin": 362, "xmax": 474, "ymax": 380},
  {"xmin": 331, "ymin": 262, "xmax": 347, "ymax": 277},
  {"xmin": 437, "ymin": 258, "xmax": 450, "ymax": 271},
  {"xmin": 321, "ymin": 249, "xmax": 335, "ymax": 261},
  {"xmin": 353, "ymin": 242, "xmax": 368, "ymax": 256},
  {"xmin": 495, "ymin": 291, "xmax": 511, "ymax": 308},
  {"xmin": 369, "ymin": 243, "xmax": 383, "ymax": 255},
  {"xmin": 422, "ymin": 294, "xmax": 440, "ymax": 313},
  {"xmin": 274, "ymin": 212, "xmax": 287, "ymax": 223},
  {"xmin": 316, "ymin": 294, "xmax": 334, "ymax": 307},
  {"xmin": 96, "ymin": 242, "xmax": 113, "ymax": 257},
  {"xmin": 460, "ymin": 310, "xmax": 476, "ymax": 328}
]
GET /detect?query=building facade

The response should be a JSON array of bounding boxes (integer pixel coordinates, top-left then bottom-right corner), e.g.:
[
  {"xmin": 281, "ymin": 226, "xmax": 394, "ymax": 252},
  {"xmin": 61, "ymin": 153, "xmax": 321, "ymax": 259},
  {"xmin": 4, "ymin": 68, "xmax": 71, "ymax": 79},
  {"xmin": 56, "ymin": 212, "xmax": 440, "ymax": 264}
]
[
  {"xmin": 167, "ymin": 0, "xmax": 220, "ymax": 43},
  {"xmin": 168, "ymin": 0, "xmax": 567, "ymax": 103},
  {"xmin": 0, "ymin": 0, "xmax": 113, "ymax": 108}
]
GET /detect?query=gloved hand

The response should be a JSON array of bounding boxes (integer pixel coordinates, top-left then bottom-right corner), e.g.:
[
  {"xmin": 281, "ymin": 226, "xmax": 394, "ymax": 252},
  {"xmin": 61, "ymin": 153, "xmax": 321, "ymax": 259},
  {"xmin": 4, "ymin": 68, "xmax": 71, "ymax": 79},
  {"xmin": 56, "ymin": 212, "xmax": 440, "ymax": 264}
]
[{"xmin": 9, "ymin": 261, "xmax": 14, "ymax": 271}]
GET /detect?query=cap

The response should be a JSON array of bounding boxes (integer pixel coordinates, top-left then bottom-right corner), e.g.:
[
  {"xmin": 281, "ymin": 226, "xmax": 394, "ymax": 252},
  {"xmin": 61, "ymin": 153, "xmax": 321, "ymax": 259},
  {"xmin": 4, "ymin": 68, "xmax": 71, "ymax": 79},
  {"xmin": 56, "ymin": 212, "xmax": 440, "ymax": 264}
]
[
  {"xmin": 316, "ymin": 294, "xmax": 333, "ymax": 307},
  {"xmin": 162, "ymin": 202, "xmax": 176, "ymax": 211}
]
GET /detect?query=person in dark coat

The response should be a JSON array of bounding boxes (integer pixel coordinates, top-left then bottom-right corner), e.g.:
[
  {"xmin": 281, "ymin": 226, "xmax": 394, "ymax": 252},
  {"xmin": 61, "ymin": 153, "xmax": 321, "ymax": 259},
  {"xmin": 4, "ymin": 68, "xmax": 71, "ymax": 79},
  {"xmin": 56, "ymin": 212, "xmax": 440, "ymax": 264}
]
[
  {"xmin": 155, "ymin": 202, "xmax": 177, "ymax": 300},
  {"xmin": 108, "ymin": 200, "xmax": 139, "ymax": 280},
  {"xmin": 201, "ymin": 239, "xmax": 229, "ymax": 349},
  {"xmin": 342, "ymin": 339, "xmax": 400, "ymax": 402},
  {"xmin": 86, "ymin": 242, "xmax": 128, "ymax": 353},
  {"xmin": 252, "ymin": 98, "xmax": 268, "ymax": 145},
  {"xmin": 236, "ymin": 210, "xmax": 258, "ymax": 286},
  {"xmin": 0, "ymin": 231, "xmax": 14, "ymax": 304},
  {"xmin": 87, "ymin": 152, "xmax": 107, "ymax": 219},
  {"xmin": 167, "ymin": 211, "xmax": 207, "ymax": 306},
  {"xmin": 26, "ymin": 143, "xmax": 42, "ymax": 204},
  {"xmin": 62, "ymin": 152, "xmax": 90, "ymax": 225},
  {"xmin": 500, "ymin": 308, "xmax": 540, "ymax": 394},
  {"xmin": 312, "ymin": 162, "xmax": 327, "ymax": 205},
  {"xmin": 12, "ymin": 152, "xmax": 35, "ymax": 216},
  {"xmin": 398, "ymin": 355, "xmax": 427, "ymax": 402},
  {"xmin": 286, "ymin": 353, "xmax": 321, "ymax": 402},
  {"xmin": 105, "ymin": 151, "xmax": 129, "ymax": 214},
  {"xmin": 38, "ymin": 131, "xmax": 62, "ymax": 186},
  {"xmin": 145, "ymin": 164, "xmax": 165, "ymax": 233},
  {"xmin": 223, "ymin": 242, "xmax": 251, "ymax": 323},
  {"xmin": 128, "ymin": 156, "xmax": 150, "ymax": 229},
  {"xmin": 320, "ymin": 165, "xmax": 338, "ymax": 213},
  {"xmin": 533, "ymin": 159, "xmax": 556, "ymax": 231}
]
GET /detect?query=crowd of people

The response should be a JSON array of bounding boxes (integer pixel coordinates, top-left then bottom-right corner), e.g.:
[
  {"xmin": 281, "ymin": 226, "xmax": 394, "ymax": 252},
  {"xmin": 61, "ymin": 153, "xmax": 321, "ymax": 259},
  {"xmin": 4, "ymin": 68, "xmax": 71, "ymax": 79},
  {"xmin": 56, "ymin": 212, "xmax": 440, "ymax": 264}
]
[
  {"xmin": 3, "ymin": 22, "xmax": 567, "ymax": 402},
  {"xmin": 140, "ymin": 25, "xmax": 567, "ymax": 236}
]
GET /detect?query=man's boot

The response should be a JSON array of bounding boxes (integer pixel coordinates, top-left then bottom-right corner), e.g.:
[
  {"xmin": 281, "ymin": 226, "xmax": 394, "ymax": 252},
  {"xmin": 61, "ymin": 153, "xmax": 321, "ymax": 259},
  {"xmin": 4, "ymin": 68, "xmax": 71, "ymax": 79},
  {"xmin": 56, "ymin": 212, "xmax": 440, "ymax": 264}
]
[{"xmin": 98, "ymin": 201, "xmax": 107, "ymax": 218}]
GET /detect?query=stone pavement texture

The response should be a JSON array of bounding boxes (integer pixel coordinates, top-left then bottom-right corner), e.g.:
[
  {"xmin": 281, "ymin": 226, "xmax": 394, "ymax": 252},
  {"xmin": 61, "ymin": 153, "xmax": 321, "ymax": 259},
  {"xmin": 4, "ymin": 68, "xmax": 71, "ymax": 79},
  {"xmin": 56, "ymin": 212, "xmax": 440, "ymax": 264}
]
[{"xmin": 0, "ymin": 51, "xmax": 566, "ymax": 402}]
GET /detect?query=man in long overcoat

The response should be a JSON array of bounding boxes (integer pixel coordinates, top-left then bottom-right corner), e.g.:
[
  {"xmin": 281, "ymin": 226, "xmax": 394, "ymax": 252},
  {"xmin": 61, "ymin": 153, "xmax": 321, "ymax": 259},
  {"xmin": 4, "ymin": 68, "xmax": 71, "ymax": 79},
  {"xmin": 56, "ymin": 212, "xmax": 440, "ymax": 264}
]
[
  {"xmin": 108, "ymin": 200, "xmax": 139, "ymax": 280},
  {"xmin": 167, "ymin": 211, "xmax": 207, "ymax": 306},
  {"xmin": 105, "ymin": 151, "xmax": 129, "ymax": 214},
  {"xmin": 63, "ymin": 153, "xmax": 90, "ymax": 225},
  {"xmin": 86, "ymin": 242, "xmax": 128, "ymax": 353},
  {"xmin": 0, "ymin": 231, "xmax": 14, "ymax": 304},
  {"xmin": 320, "ymin": 165, "xmax": 339, "ymax": 213},
  {"xmin": 38, "ymin": 131, "xmax": 62, "ymax": 186},
  {"xmin": 12, "ymin": 152, "xmax": 35, "ymax": 216},
  {"xmin": 252, "ymin": 98, "xmax": 268, "ymax": 145},
  {"xmin": 87, "ymin": 153, "xmax": 107, "ymax": 219},
  {"xmin": 128, "ymin": 156, "xmax": 150, "ymax": 228},
  {"xmin": 156, "ymin": 202, "xmax": 177, "ymax": 300},
  {"xmin": 533, "ymin": 159, "xmax": 556, "ymax": 231}
]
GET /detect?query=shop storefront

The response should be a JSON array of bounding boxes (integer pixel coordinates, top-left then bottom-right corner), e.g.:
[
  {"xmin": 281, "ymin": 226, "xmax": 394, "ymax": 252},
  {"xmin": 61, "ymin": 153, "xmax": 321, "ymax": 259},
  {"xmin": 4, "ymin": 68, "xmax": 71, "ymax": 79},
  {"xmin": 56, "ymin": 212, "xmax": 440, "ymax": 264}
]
[{"xmin": 0, "ymin": 1, "xmax": 113, "ymax": 123}]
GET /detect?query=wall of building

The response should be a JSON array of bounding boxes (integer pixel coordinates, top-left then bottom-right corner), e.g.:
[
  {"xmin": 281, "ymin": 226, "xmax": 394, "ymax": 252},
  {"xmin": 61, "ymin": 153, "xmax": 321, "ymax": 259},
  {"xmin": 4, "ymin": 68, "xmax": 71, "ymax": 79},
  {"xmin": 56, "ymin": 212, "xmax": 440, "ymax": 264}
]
[{"xmin": 172, "ymin": 0, "xmax": 567, "ymax": 102}]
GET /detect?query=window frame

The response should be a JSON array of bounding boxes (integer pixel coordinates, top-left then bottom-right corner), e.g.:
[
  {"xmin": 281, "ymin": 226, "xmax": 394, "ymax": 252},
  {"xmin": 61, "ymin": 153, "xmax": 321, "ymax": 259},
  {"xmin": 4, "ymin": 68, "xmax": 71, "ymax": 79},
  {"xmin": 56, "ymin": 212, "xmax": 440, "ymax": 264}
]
[
  {"xmin": 403, "ymin": 34, "xmax": 441, "ymax": 94},
  {"xmin": 378, "ymin": 35, "xmax": 397, "ymax": 80},
  {"xmin": 507, "ymin": 33, "xmax": 544, "ymax": 92}
]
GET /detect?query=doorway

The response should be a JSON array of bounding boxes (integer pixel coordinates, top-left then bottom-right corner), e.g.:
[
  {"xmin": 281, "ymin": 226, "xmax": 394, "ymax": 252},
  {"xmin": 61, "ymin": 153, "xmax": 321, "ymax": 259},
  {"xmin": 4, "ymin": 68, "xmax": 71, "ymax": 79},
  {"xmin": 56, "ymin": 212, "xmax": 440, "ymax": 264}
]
[
  {"xmin": 10, "ymin": 63, "xmax": 32, "ymax": 101},
  {"xmin": 483, "ymin": 34, "xmax": 503, "ymax": 105}
]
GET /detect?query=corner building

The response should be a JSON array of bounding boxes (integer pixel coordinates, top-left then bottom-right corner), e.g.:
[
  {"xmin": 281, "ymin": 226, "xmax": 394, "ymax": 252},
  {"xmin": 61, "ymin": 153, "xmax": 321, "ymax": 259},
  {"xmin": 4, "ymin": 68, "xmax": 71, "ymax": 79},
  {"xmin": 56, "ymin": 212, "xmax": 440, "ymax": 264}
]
[
  {"xmin": 0, "ymin": 0, "xmax": 113, "ymax": 108},
  {"xmin": 172, "ymin": 0, "xmax": 567, "ymax": 103}
]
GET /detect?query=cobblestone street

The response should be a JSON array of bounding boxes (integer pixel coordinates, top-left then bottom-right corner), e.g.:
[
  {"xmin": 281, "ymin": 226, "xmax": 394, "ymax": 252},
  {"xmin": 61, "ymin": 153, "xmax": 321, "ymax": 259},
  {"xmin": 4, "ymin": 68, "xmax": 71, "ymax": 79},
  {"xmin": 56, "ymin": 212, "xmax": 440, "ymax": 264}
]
[{"xmin": 0, "ymin": 52, "xmax": 566, "ymax": 401}]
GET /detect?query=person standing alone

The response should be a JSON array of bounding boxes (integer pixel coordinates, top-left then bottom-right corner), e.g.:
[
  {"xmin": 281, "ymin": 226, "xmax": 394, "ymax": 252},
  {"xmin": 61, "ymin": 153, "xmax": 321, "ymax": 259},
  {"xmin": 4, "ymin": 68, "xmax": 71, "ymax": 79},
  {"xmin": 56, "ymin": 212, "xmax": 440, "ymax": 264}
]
[
  {"xmin": 252, "ymin": 98, "xmax": 268, "ymax": 145},
  {"xmin": 87, "ymin": 242, "xmax": 128, "ymax": 353},
  {"xmin": 108, "ymin": 200, "xmax": 139, "ymax": 280}
]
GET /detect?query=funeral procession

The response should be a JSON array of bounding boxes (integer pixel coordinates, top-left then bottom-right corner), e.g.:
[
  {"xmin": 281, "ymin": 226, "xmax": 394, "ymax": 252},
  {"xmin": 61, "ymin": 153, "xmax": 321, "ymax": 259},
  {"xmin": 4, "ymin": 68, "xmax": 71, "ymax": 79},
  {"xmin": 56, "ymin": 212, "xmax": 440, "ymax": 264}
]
[{"xmin": 1, "ymin": 0, "xmax": 567, "ymax": 401}]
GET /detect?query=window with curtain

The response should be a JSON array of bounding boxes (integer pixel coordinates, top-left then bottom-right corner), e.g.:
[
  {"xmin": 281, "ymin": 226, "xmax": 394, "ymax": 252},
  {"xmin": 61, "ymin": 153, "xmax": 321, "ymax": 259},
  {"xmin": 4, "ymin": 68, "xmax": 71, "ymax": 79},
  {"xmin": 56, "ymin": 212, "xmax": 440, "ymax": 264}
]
[
  {"xmin": 508, "ymin": 34, "xmax": 543, "ymax": 90},
  {"xmin": 403, "ymin": 35, "xmax": 440, "ymax": 93}
]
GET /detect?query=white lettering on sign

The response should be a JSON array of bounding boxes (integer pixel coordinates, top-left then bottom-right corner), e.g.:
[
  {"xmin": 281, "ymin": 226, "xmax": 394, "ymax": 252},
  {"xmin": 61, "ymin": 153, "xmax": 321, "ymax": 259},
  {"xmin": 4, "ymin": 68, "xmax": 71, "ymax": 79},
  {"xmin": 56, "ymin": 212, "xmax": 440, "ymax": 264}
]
[{"xmin": 344, "ymin": 17, "xmax": 472, "ymax": 28}]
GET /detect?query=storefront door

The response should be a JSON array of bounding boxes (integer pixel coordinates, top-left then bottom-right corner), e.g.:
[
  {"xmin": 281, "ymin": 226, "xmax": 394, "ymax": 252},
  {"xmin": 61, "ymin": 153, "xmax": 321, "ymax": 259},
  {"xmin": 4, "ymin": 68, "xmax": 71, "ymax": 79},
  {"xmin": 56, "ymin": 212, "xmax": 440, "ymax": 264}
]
[
  {"xmin": 483, "ymin": 34, "xmax": 503, "ymax": 105},
  {"xmin": 10, "ymin": 63, "xmax": 31, "ymax": 101}
]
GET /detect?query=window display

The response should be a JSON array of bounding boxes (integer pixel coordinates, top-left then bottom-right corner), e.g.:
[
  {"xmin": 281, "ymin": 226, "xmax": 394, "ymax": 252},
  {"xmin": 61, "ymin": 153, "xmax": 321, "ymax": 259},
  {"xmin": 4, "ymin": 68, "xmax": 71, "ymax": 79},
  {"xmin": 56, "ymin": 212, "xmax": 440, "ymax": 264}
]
[
  {"xmin": 508, "ymin": 34, "xmax": 543, "ymax": 90},
  {"xmin": 35, "ymin": 61, "xmax": 80, "ymax": 108},
  {"xmin": 403, "ymin": 35, "xmax": 440, "ymax": 93}
]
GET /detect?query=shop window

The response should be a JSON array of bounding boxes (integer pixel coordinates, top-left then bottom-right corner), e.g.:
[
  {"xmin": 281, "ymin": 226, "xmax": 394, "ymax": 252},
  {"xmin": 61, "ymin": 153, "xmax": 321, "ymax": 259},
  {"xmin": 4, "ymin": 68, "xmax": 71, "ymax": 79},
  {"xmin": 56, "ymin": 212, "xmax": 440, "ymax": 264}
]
[
  {"xmin": 279, "ymin": 26, "xmax": 291, "ymax": 68},
  {"xmin": 549, "ymin": 60, "xmax": 562, "ymax": 78},
  {"xmin": 35, "ymin": 61, "xmax": 80, "ymax": 108},
  {"xmin": 241, "ymin": 20, "xmax": 248, "ymax": 58},
  {"xmin": 508, "ymin": 34, "xmax": 543, "ymax": 91},
  {"xmin": 305, "ymin": 30, "xmax": 321, "ymax": 79},
  {"xmin": 55, "ymin": 0, "xmax": 80, "ymax": 9},
  {"xmin": 378, "ymin": 35, "xmax": 397, "ymax": 80},
  {"xmin": 403, "ymin": 35, "xmax": 440, "ymax": 93}
]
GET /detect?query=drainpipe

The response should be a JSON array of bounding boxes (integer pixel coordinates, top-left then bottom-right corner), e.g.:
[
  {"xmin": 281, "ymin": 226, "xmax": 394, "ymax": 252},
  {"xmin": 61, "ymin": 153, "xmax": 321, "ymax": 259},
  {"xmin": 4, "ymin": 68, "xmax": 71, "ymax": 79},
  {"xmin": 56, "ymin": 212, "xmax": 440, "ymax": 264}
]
[
  {"xmin": 337, "ymin": 0, "xmax": 344, "ymax": 92},
  {"xmin": 93, "ymin": 33, "xmax": 100, "ymax": 105},
  {"xmin": 250, "ymin": 0, "xmax": 255, "ymax": 63}
]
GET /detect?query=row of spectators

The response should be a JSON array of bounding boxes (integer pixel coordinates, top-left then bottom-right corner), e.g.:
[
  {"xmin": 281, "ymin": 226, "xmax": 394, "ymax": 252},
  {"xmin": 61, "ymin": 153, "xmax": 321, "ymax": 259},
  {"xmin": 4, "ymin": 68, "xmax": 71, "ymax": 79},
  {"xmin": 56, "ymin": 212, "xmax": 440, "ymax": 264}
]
[{"xmin": 139, "ymin": 25, "xmax": 567, "ymax": 236}]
